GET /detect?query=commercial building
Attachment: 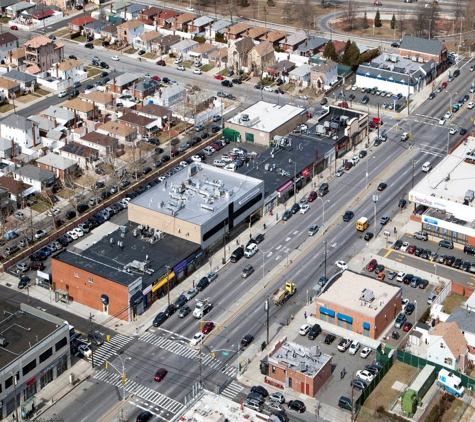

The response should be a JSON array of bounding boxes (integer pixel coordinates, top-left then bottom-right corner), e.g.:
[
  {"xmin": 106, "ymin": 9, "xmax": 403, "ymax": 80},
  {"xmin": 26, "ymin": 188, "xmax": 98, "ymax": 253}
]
[
  {"xmin": 0, "ymin": 303, "xmax": 71, "ymax": 420},
  {"xmin": 408, "ymin": 136, "xmax": 475, "ymax": 246},
  {"xmin": 128, "ymin": 162, "xmax": 264, "ymax": 249},
  {"xmin": 315, "ymin": 271, "xmax": 402, "ymax": 339},
  {"xmin": 224, "ymin": 101, "xmax": 307, "ymax": 146},
  {"xmin": 262, "ymin": 336, "xmax": 332, "ymax": 397}
]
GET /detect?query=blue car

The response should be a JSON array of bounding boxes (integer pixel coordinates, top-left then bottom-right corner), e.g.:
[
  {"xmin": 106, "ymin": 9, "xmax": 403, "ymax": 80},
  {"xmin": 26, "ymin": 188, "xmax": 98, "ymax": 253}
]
[{"xmin": 39, "ymin": 247, "xmax": 51, "ymax": 257}]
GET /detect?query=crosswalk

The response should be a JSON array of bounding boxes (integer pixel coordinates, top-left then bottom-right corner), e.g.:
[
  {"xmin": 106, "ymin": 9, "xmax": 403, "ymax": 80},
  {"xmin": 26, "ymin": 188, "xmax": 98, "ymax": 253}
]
[
  {"xmin": 220, "ymin": 381, "xmax": 244, "ymax": 399},
  {"xmin": 139, "ymin": 332, "xmax": 238, "ymax": 377},
  {"xmin": 94, "ymin": 369, "xmax": 184, "ymax": 416},
  {"xmin": 88, "ymin": 334, "xmax": 133, "ymax": 366}
]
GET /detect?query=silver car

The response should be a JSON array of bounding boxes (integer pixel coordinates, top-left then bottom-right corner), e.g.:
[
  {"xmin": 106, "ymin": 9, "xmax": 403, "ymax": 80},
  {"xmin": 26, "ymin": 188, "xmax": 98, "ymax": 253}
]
[{"xmin": 308, "ymin": 224, "xmax": 319, "ymax": 236}]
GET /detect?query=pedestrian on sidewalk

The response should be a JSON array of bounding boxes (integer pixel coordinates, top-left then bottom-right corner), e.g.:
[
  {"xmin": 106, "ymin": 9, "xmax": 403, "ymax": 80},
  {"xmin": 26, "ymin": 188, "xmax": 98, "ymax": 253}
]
[{"xmin": 304, "ymin": 311, "xmax": 307, "ymax": 319}]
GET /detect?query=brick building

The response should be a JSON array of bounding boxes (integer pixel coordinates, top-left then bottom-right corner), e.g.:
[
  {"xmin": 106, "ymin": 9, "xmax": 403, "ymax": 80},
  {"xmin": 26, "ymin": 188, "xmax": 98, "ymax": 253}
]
[{"xmin": 315, "ymin": 271, "xmax": 402, "ymax": 339}]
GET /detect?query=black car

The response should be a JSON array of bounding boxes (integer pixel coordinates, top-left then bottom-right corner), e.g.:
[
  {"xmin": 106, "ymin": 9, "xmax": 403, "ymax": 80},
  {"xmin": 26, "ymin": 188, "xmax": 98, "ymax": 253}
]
[
  {"xmin": 241, "ymin": 334, "xmax": 254, "ymax": 347},
  {"xmin": 288, "ymin": 400, "xmax": 306, "ymax": 413},
  {"xmin": 254, "ymin": 84, "xmax": 263, "ymax": 90},
  {"xmin": 247, "ymin": 392, "xmax": 265, "ymax": 405},
  {"xmin": 69, "ymin": 54, "xmax": 78, "ymax": 60},
  {"xmin": 255, "ymin": 233, "xmax": 265, "ymax": 244},
  {"xmin": 343, "ymin": 210, "xmax": 354, "ymax": 222},
  {"xmin": 85, "ymin": 43, "xmax": 94, "ymax": 49},
  {"xmin": 391, "ymin": 42, "xmax": 400, "ymax": 47},
  {"xmin": 465, "ymin": 245, "xmax": 475, "ymax": 255},
  {"xmin": 359, "ymin": 150, "xmax": 367, "ymax": 158},
  {"xmin": 251, "ymin": 385, "xmax": 268, "ymax": 397},
  {"xmin": 197, "ymin": 277, "xmax": 210, "ymax": 291},
  {"xmin": 221, "ymin": 80, "xmax": 233, "ymax": 87},
  {"xmin": 99, "ymin": 71, "xmax": 108, "ymax": 78},
  {"xmin": 398, "ymin": 198, "xmax": 407, "ymax": 208},
  {"xmin": 95, "ymin": 181, "xmax": 105, "ymax": 189},
  {"xmin": 282, "ymin": 210, "xmax": 292, "ymax": 221},
  {"xmin": 77, "ymin": 203, "xmax": 89, "ymax": 213},
  {"xmin": 454, "ymin": 257, "xmax": 463, "ymax": 269},
  {"xmin": 136, "ymin": 411, "xmax": 152, "ymax": 422},
  {"xmin": 18, "ymin": 276, "xmax": 30, "ymax": 289},
  {"xmin": 414, "ymin": 246, "xmax": 423, "ymax": 256},
  {"xmin": 70, "ymin": 89, "xmax": 79, "ymax": 98},
  {"xmin": 164, "ymin": 304, "xmax": 177, "ymax": 317},
  {"xmin": 100, "ymin": 61, "xmax": 109, "ymax": 69},
  {"xmin": 364, "ymin": 232, "xmax": 374, "ymax": 241},
  {"xmin": 462, "ymin": 260, "xmax": 471, "ymax": 271},
  {"xmin": 66, "ymin": 210, "xmax": 77, "ymax": 220},
  {"xmin": 361, "ymin": 95, "xmax": 369, "ymax": 104},
  {"xmin": 161, "ymin": 155, "xmax": 171, "ymax": 163},
  {"xmin": 405, "ymin": 303, "xmax": 415, "ymax": 315},
  {"xmin": 153, "ymin": 312, "xmax": 167, "ymax": 327},
  {"xmin": 460, "ymin": 128, "xmax": 468, "ymax": 135},
  {"xmin": 393, "ymin": 240, "xmax": 403, "ymax": 250},
  {"xmin": 324, "ymin": 334, "xmax": 336, "ymax": 344},
  {"xmin": 211, "ymin": 125, "xmax": 220, "ymax": 133},
  {"xmin": 232, "ymin": 78, "xmax": 242, "ymax": 84},
  {"xmin": 290, "ymin": 203, "xmax": 300, "ymax": 214},
  {"xmin": 308, "ymin": 324, "xmax": 322, "ymax": 340}
]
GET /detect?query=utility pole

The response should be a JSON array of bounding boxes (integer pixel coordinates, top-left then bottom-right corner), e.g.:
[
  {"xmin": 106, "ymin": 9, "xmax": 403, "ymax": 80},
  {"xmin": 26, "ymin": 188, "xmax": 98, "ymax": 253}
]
[
  {"xmin": 411, "ymin": 159, "xmax": 416, "ymax": 214},
  {"xmin": 11, "ymin": 370, "xmax": 18, "ymax": 421},
  {"xmin": 324, "ymin": 240, "xmax": 327, "ymax": 281},
  {"xmin": 166, "ymin": 265, "xmax": 171, "ymax": 306},
  {"xmin": 372, "ymin": 194, "xmax": 379, "ymax": 234},
  {"xmin": 89, "ymin": 313, "xmax": 94, "ymax": 368},
  {"xmin": 351, "ymin": 372, "xmax": 355, "ymax": 422},
  {"xmin": 377, "ymin": 102, "xmax": 380, "ymax": 140},
  {"xmin": 265, "ymin": 296, "xmax": 269, "ymax": 346}
]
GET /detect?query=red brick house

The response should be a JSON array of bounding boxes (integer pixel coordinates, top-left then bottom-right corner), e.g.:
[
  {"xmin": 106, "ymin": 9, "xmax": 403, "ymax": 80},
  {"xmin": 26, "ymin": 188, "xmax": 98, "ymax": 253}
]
[{"xmin": 156, "ymin": 10, "xmax": 179, "ymax": 27}]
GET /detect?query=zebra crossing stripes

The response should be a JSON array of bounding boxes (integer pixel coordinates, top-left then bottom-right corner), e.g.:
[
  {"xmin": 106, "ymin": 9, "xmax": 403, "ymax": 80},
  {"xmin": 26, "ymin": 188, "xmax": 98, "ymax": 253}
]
[
  {"xmin": 220, "ymin": 381, "xmax": 244, "ymax": 399},
  {"xmin": 94, "ymin": 369, "xmax": 184, "ymax": 415},
  {"xmin": 88, "ymin": 334, "xmax": 133, "ymax": 366}
]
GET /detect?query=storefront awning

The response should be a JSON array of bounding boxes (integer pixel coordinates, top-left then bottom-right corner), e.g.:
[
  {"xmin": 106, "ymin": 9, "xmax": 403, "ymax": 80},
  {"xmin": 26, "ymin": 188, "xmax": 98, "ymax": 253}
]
[
  {"xmin": 337, "ymin": 313, "xmax": 353, "ymax": 324},
  {"xmin": 363, "ymin": 322, "xmax": 370, "ymax": 329},
  {"xmin": 152, "ymin": 272, "xmax": 175, "ymax": 292},
  {"xmin": 319, "ymin": 307, "xmax": 335, "ymax": 317}
]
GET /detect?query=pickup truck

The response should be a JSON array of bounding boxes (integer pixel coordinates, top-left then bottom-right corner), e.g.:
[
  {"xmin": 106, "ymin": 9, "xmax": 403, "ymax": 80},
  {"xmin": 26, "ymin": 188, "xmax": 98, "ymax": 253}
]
[
  {"xmin": 337, "ymin": 338, "xmax": 352, "ymax": 352},
  {"xmin": 193, "ymin": 299, "xmax": 211, "ymax": 319}
]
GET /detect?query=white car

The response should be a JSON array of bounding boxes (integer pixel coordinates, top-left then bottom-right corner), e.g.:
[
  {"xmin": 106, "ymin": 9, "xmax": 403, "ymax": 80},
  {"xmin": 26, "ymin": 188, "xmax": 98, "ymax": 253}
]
[
  {"xmin": 335, "ymin": 261, "xmax": 348, "ymax": 270},
  {"xmin": 351, "ymin": 156, "xmax": 359, "ymax": 165},
  {"xmin": 450, "ymin": 127, "xmax": 458, "ymax": 135},
  {"xmin": 402, "ymin": 298, "xmax": 409, "ymax": 310},
  {"xmin": 193, "ymin": 69, "xmax": 202, "ymax": 75},
  {"xmin": 267, "ymin": 402, "xmax": 285, "ymax": 412},
  {"xmin": 438, "ymin": 116, "xmax": 446, "ymax": 125},
  {"xmin": 186, "ymin": 6, "xmax": 194, "ymax": 11},
  {"xmin": 336, "ymin": 168, "xmax": 344, "ymax": 177},
  {"xmin": 177, "ymin": 65, "xmax": 185, "ymax": 71},
  {"xmin": 351, "ymin": 85, "xmax": 358, "ymax": 91},
  {"xmin": 67, "ymin": 230, "xmax": 79, "ymax": 240},
  {"xmin": 356, "ymin": 370, "xmax": 374, "ymax": 383},
  {"xmin": 47, "ymin": 208, "xmax": 61, "ymax": 216},
  {"xmin": 299, "ymin": 324, "xmax": 311, "ymax": 336},
  {"xmin": 72, "ymin": 227, "xmax": 84, "ymax": 237},
  {"xmin": 298, "ymin": 94, "xmax": 308, "ymax": 100},
  {"xmin": 400, "ymin": 242, "xmax": 410, "ymax": 252},
  {"xmin": 78, "ymin": 344, "xmax": 92, "ymax": 358},
  {"xmin": 191, "ymin": 155, "xmax": 203, "ymax": 162},
  {"xmin": 111, "ymin": 56, "xmax": 119, "ymax": 61},
  {"xmin": 445, "ymin": 111, "xmax": 452, "ymax": 119},
  {"xmin": 58, "ymin": 90, "xmax": 67, "ymax": 98},
  {"xmin": 396, "ymin": 271, "xmax": 406, "ymax": 282},
  {"xmin": 190, "ymin": 332, "xmax": 204, "ymax": 346},
  {"xmin": 349, "ymin": 341, "xmax": 360, "ymax": 355},
  {"xmin": 300, "ymin": 204, "xmax": 310, "ymax": 214},
  {"xmin": 174, "ymin": 58, "xmax": 183, "ymax": 64},
  {"xmin": 468, "ymin": 102, "xmax": 475, "ymax": 109},
  {"xmin": 360, "ymin": 347, "xmax": 372, "ymax": 359},
  {"xmin": 263, "ymin": 86, "xmax": 273, "ymax": 92}
]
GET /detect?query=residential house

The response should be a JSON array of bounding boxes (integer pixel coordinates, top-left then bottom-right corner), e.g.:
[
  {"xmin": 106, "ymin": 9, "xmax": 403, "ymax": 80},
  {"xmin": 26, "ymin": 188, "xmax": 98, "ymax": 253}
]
[
  {"xmin": 428, "ymin": 322, "xmax": 469, "ymax": 372},
  {"xmin": 172, "ymin": 12, "xmax": 195, "ymax": 30},
  {"xmin": 260, "ymin": 30, "xmax": 286, "ymax": 47},
  {"xmin": 446, "ymin": 306, "xmax": 475, "ymax": 361},
  {"xmin": 156, "ymin": 10, "xmax": 179, "ymax": 27},
  {"xmin": 78, "ymin": 130, "xmax": 119, "ymax": 156},
  {"xmin": 0, "ymin": 77, "xmax": 20, "ymax": 98},
  {"xmin": 244, "ymin": 26, "xmax": 268, "ymax": 41},
  {"xmin": 79, "ymin": 91, "xmax": 115, "ymax": 111},
  {"xmin": 100, "ymin": 24, "xmax": 119, "ymax": 43},
  {"xmin": 118, "ymin": 111, "xmax": 158, "ymax": 137},
  {"xmin": 136, "ymin": 103, "xmax": 171, "ymax": 129},
  {"xmin": 68, "ymin": 15, "xmax": 96, "ymax": 32},
  {"xmin": 289, "ymin": 63, "xmax": 312, "ymax": 87},
  {"xmin": 133, "ymin": 30, "xmax": 162, "ymax": 53},
  {"xmin": 43, "ymin": 106, "xmax": 77, "ymax": 127},
  {"xmin": 36, "ymin": 153, "xmax": 78, "ymax": 180},
  {"xmin": 0, "ymin": 32, "xmax": 18, "ymax": 63},
  {"xmin": 43, "ymin": 0, "xmax": 72, "ymax": 10},
  {"xmin": 115, "ymin": 4, "xmax": 145, "ymax": 20},
  {"xmin": 96, "ymin": 120, "xmax": 137, "ymax": 144},
  {"xmin": 209, "ymin": 47, "xmax": 228, "ymax": 68},
  {"xmin": 208, "ymin": 19, "xmax": 231, "ymax": 40},
  {"xmin": 131, "ymin": 78, "xmax": 160, "ymax": 100},
  {"xmin": 0, "ymin": 0, "xmax": 18, "ymax": 16},
  {"xmin": 63, "ymin": 98, "xmax": 97, "ymax": 120},
  {"xmin": 111, "ymin": 0, "xmax": 131, "ymax": 13},
  {"xmin": 60, "ymin": 142, "xmax": 99, "ymax": 170},
  {"xmin": 84, "ymin": 19, "xmax": 110, "ymax": 39},
  {"xmin": 0, "ymin": 114, "xmax": 39, "ymax": 148},
  {"xmin": 248, "ymin": 41, "xmax": 275, "ymax": 73},
  {"xmin": 156, "ymin": 84, "xmax": 185, "ymax": 107},
  {"xmin": 3, "ymin": 70, "xmax": 36, "ymax": 90},
  {"xmin": 172, "ymin": 39, "xmax": 198, "ymax": 60},
  {"xmin": 29, "ymin": 7, "xmax": 57, "ymax": 21},
  {"xmin": 298, "ymin": 36, "xmax": 328, "ymax": 57},
  {"xmin": 13, "ymin": 164, "xmax": 55, "ymax": 192},
  {"xmin": 189, "ymin": 16, "xmax": 214, "ymax": 34},
  {"xmin": 10, "ymin": 47, "xmax": 25, "ymax": 68},
  {"xmin": 0, "ymin": 176, "xmax": 31, "ymax": 204},
  {"xmin": 224, "ymin": 23, "xmax": 250, "ymax": 41},
  {"xmin": 117, "ymin": 20, "xmax": 145, "ymax": 45},
  {"xmin": 310, "ymin": 58, "xmax": 338, "ymax": 91},
  {"xmin": 53, "ymin": 59, "xmax": 85, "ymax": 81},
  {"xmin": 188, "ymin": 43, "xmax": 218, "ymax": 64},
  {"xmin": 138, "ymin": 6, "xmax": 161, "ymax": 23},
  {"xmin": 267, "ymin": 60, "xmax": 295, "ymax": 80},
  {"xmin": 0, "ymin": 136, "xmax": 20, "ymax": 159},
  {"xmin": 107, "ymin": 73, "xmax": 141, "ymax": 94},
  {"xmin": 28, "ymin": 115, "xmax": 57, "ymax": 138},
  {"xmin": 318, "ymin": 40, "xmax": 346, "ymax": 58},
  {"xmin": 227, "ymin": 37, "xmax": 254, "ymax": 72},
  {"xmin": 44, "ymin": 128, "xmax": 66, "ymax": 144},
  {"xmin": 280, "ymin": 33, "xmax": 307, "ymax": 52},
  {"xmin": 5, "ymin": 1, "xmax": 35, "ymax": 18},
  {"xmin": 24, "ymin": 35, "xmax": 64, "ymax": 73},
  {"xmin": 153, "ymin": 34, "xmax": 180, "ymax": 55},
  {"xmin": 399, "ymin": 35, "xmax": 447, "ymax": 65}
]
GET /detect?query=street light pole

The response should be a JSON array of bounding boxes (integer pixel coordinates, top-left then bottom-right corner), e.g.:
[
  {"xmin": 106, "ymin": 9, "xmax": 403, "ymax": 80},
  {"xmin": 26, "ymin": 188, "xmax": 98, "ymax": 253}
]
[
  {"xmin": 289, "ymin": 159, "xmax": 297, "ymax": 204},
  {"xmin": 111, "ymin": 353, "xmax": 131, "ymax": 401},
  {"xmin": 372, "ymin": 194, "xmax": 379, "ymax": 234},
  {"xmin": 166, "ymin": 265, "xmax": 171, "ymax": 306},
  {"xmin": 318, "ymin": 198, "xmax": 330, "ymax": 227},
  {"xmin": 414, "ymin": 300, "xmax": 417, "ymax": 323}
]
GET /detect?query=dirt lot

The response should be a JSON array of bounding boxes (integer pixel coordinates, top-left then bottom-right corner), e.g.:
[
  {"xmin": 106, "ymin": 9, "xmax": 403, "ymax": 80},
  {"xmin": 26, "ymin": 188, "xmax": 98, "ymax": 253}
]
[{"xmin": 441, "ymin": 292, "xmax": 467, "ymax": 314}]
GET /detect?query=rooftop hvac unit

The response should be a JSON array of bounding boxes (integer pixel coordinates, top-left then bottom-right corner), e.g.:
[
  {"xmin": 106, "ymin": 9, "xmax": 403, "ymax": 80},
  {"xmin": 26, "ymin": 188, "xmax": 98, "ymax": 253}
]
[
  {"xmin": 200, "ymin": 204, "xmax": 214, "ymax": 212},
  {"xmin": 361, "ymin": 288, "xmax": 375, "ymax": 302}
]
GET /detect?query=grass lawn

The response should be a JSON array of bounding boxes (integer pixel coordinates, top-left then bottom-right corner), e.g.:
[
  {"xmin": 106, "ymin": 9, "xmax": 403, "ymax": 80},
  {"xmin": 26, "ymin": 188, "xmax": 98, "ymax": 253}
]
[
  {"xmin": 362, "ymin": 361, "xmax": 418, "ymax": 417},
  {"xmin": 93, "ymin": 39, "xmax": 102, "ymax": 45},
  {"xmin": 173, "ymin": 122, "xmax": 187, "ymax": 133},
  {"xmin": 143, "ymin": 52, "xmax": 154, "ymax": 59},
  {"xmin": 183, "ymin": 62, "xmax": 191, "ymax": 68},
  {"xmin": 0, "ymin": 103, "xmax": 15, "ymax": 113},
  {"xmin": 201, "ymin": 64, "xmax": 213, "ymax": 72},
  {"xmin": 31, "ymin": 202, "xmax": 49, "ymax": 214},
  {"xmin": 56, "ymin": 188, "xmax": 74, "ymax": 200},
  {"xmin": 261, "ymin": 79, "xmax": 273, "ymax": 86},
  {"xmin": 0, "ymin": 17, "xmax": 10, "ymax": 23},
  {"xmin": 87, "ymin": 68, "xmax": 101, "ymax": 78},
  {"xmin": 124, "ymin": 48, "xmax": 137, "ymax": 54},
  {"xmin": 441, "ymin": 292, "xmax": 467, "ymax": 313},
  {"xmin": 35, "ymin": 88, "xmax": 51, "ymax": 96},
  {"xmin": 74, "ymin": 35, "xmax": 86, "ymax": 42},
  {"xmin": 218, "ymin": 69, "xmax": 228, "ymax": 76}
]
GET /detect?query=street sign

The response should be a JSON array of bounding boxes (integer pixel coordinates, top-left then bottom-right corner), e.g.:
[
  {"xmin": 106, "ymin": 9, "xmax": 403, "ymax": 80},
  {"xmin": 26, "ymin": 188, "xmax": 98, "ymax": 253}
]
[
  {"xmin": 222, "ymin": 351, "xmax": 229, "ymax": 356},
  {"xmin": 392, "ymin": 96, "xmax": 398, "ymax": 101}
]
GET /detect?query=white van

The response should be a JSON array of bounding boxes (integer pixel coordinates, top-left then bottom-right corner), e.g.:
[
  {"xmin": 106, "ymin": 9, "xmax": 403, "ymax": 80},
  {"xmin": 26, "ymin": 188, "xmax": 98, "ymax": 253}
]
[
  {"xmin": 244, "ymin": 243, "xmax": 258, "ymax": 258},
  {"xmin": 224, "ymin": 163, "xmax": 236, "ymax": 172},
  {"xmin": 213, "ymin": 159, "xmax": 225, "ymax": 168},
  {"xmin": 422, "ymin": 162, "xmax": 432, "ymax": 172}
]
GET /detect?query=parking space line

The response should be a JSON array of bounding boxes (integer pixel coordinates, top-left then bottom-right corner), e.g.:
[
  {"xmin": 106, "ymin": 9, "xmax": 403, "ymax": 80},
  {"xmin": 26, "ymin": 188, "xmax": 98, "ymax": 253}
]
[{"xmin": 384, "ymin": 249, "xmax": 392, "ymax": 258}]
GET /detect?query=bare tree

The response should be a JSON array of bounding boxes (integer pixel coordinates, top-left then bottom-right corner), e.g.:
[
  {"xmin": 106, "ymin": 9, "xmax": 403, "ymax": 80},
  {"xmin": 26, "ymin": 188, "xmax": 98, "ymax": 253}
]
[
  {"xmin": 296, "ymin": 0, "xmax": 316, "ymax": 36},
  {"xmin": 226, "ymin": 0, "xmax": 238, "ymax": 24},
  {"xmin": 397, "ymin": 13, "xmax": 406, "ymax": 40},
  {"xmin": 346, "ymin": 0, "xmax": 357, "ymax": 31},
  {"xmin": 282, "ymin": 1, "xmax": 295, "ymax": 23}
]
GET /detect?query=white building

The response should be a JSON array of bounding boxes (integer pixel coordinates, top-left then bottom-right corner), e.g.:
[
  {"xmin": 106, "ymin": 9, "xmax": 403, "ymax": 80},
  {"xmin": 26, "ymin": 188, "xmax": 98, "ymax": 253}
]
[
  {"xmin": 0, "ymin": 114, "xmax": 39, "ymax": 148},
  {"xmin": 0, "ymin": 32, "xmax": 18, "ymax": 62},
  {"xmin": 54, "ymin": 58, "xmax": 87, "ymax": 82}
]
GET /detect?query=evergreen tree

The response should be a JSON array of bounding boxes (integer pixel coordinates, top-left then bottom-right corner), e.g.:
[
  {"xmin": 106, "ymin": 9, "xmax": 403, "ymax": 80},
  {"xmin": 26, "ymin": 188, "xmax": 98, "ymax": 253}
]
[
  {"xmin": 347, "ymin": 42, "xmax": 361, "ymax": 67},
  {"xmin": 390, "ymin": 14, "xmax": 396, "ymax": 30},
  {"xmin": 240, "ymin": 0, "xmax": 250, "ymax": 7},
  {"xmin": 362, "ymin": 12, "xmax": 369, "ymax": 29},
  {"xmin": 323, "ymin": 40, "xmax": 338, "ymax": 61},
  {"xmin": 374, "ymin": 9, "xmax": 382, "ymax": 27},
  {"xmin": 342, "ymin": 40, "xmax": 352, "ymax": 65},
  {"xmin": 267, "ymin": 0, "xmax": 275, "ymax": 6}
]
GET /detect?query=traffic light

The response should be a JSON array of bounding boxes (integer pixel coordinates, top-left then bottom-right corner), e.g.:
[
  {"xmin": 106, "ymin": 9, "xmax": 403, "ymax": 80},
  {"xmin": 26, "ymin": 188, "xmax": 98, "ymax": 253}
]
[
  {"xmin": 200, "ymin": 320, "xmax": 204, "ymax": 329},
  {"xmin": 105, "ymin": 362, "xmax": 108, "ymax": 369},
  {"xmin": 210, "ymin": 351, "xmax": 215, "ymax": 358},
  {"xmin": 121, "ymin": 374, "xmax": 126, "ymax": 385}
]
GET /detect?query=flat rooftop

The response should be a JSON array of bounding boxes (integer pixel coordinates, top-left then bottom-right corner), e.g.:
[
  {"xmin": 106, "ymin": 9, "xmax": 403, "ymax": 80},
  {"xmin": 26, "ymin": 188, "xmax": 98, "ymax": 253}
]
[
  {"xmin": 131, "ymin": 163, "xmax": 262, "ymax": 226},
  {"xmin": 318, "ymin": 270, "xmax": 401, "ymax": 317},
  {"xmin": 0, "ymin": 305, "xmax": 59, "ymax": 369},
  {"xmin": 314, "ymin": 106, "xmax": 366, "ymax": 141},
  {"xmin": 54, "ymin": 222, "xmax": 199, "ymax": 288},
  {"xmin": 227, "ymin": 101, "xmax": 305, "ymax": 133},
  {"xmin": 269, "ymin": 340, "xmax": 331, "ymax": 378}
]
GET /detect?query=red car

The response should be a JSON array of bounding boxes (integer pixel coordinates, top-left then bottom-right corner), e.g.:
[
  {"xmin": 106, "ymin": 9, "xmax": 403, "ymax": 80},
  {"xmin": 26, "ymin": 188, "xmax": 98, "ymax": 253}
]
[
  {"xmin": 170, "ymin": 149, "xmax": 179, "ymax": 157},
  {"xmin": 402, "ymin": 321, "xmax": 413, "ymax": 332},
  {"xmin": 369, "ymin": 121, "xmax": 377, "ymax": 129},
  {"xmin": 441, "ymin": 81, "xmax": 447, "ymax": 89},
  {"xmin": 338, "ymin": 102, "xmax": 349, "ymax": 108},
  {"xmin": 343, "ymin": 161, "xmax": 353, "ymax": 171},
  {"xmin": 374, "ymin": 1, "xmax": 382, "ymax": 5},
  {"xmin": 211, "ymin": 143, "xmax": 221, "ymax": 151},
  {"xmin": 156, "ymin": 60, "xmax": 166, "ymax": 66},
  {"xmin": 29, "ymin": 261, "xmax": 45, "ymax": 271},
  {"xmin": 215, "ymin": 75, "xmax": 224, "ymax": 80},
  {"xmin": 307, "ymin": 191, "xmax": 318, "ymax": 202},
  {"xmin": 202, "ymin": 321, "xmax": 215, "ymax": 334},
  {"xmin": 407, "ymin": 245, "xmax": 416, "ymax": 254},
  {"xmin": 154, "ymin": 368, "xmax": 168, "ymax": 382},
  {"xmin": 10, "ymin": 25, "xmax": 18, "ymax": 30},
  {"xmin": 366, "ymin": 259, "xmax": 378, "ymax": 272},
  {"xmin": 151, "ymin": 76, "xmax": 161, "ymax": 82}
]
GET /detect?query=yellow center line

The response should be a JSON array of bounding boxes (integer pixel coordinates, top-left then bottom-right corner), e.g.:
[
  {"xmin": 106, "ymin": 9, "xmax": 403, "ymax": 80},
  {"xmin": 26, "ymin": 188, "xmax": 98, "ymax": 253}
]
[{"xmin": 384, "ymin": 249, "xmax": 392, "ymax": 258}]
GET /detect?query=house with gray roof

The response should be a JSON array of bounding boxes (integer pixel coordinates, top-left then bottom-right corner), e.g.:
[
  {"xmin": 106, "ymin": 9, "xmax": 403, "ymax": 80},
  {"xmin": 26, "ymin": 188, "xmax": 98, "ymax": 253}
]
[
  {"xmin": 0, "ymin": 114, "xmax": 39, "ymax": 148},
  {"xmin": 0, "ymin": 136, "xmax": 20, "ymax": 159},
  {"xmin": 3, "ymin": 69, "xmax": 36, "ymax": 90},
  {"xmin": 13, "ymin": 164, "xmax": 55, "ymax": 191},
  {"xmin": 115, "ymin": 3, "xmax": 144, "ymax": 20},
  {"xmin": 6, "ymin": 1, "xmax": 35, "ymax": 17},
  {"xmin": 209, "ymin": 19, "xmax": 231, "ymax": 39},
  {"xmin": 172, "ymin": 39, "xmax": 199, "ymax": 59},
  {"xmin": 84, "ymin": 19, "xmax": 110, "ymax": 38},
  {"xmin": 132, "ymin": 78, "xmax": 160, "ymax": 100},
  {"xmin": 43, "ymin": 106, "xmax": 77, "ymax": 127},
  {"xmin": 37, "ymin": 153, "xmax": 78, "ymax": 180},
  {"xmin": 289, "ymin": 63, "xmax": 313, "ymax": 87},
  {"xmin": 0, "ymin": 0, "xmax": 18, "ymax": 15},
  {"xmin": 189, "ymin": 16, "xmax": 214, "ymax": 34},
  {"xmin": 107, "ymin": 73, "xmax": 141, "ymax": 94},
  {"xmin": 297, "ymin": 36, "xmax": 328, "ymax": 57},
  {"xmin": 156, "ymin": 84, "xmax": 185, "ymax": 107},
  {"xmin": 28, "ymin": 115, "xmax": 57, "ymax": 135},
  {"xmin": 399, "ymin": 35, "xmax": 447, "ymax": 65},
  {"xmin": 280, "ymin": 33, "xmax": 307, "ymax": 52},
  {"xmin": 0, "ymin": 32, "xmax": 18, "ymax": 63}
]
